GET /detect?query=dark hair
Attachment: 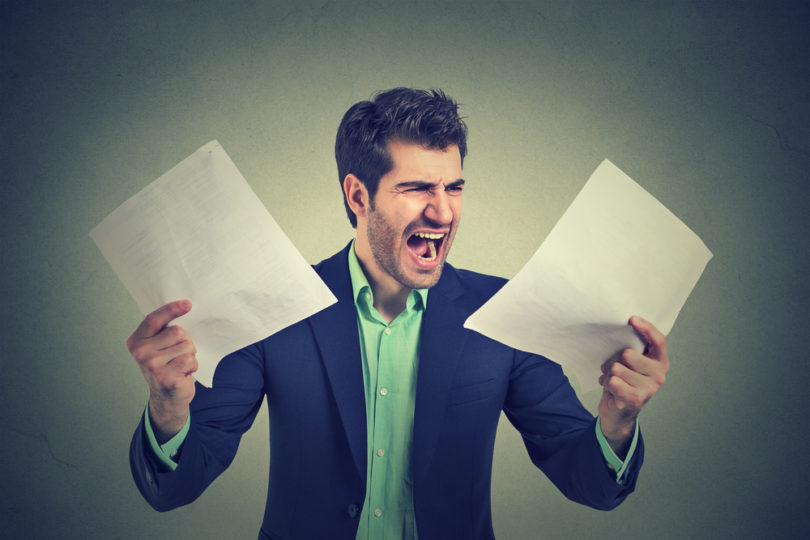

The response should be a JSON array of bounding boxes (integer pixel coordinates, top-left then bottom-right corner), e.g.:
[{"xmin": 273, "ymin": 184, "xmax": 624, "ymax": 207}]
[{"xmin": 335, "ymin": 87, "xmax": 468, "ymax": 227}]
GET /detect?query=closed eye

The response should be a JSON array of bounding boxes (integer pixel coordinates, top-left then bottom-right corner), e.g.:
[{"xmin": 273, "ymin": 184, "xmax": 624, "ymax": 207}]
[
  {"xmin": 395, "ymin": 179, "xmax": 465, "ymax": 194},
  {"xmin": 445, "ymin": 180, "xmax": 465, "ymax": 194}
]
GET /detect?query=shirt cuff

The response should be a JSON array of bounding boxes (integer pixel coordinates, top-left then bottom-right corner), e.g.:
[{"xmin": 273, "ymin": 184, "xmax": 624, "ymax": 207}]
[
  {"xmin": 143, "ymin": 406, "xmax": 190, "ymax": 472},
  {"xmin": 595, "ymin": 416, "xmax": 639, "ymax": 484}
]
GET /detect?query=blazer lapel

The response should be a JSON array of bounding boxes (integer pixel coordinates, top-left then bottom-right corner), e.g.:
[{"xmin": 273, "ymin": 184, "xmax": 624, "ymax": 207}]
[
  {"xmin": 308, "ymin": 244, "xmax": 367, "ymax": 481},
  {"xmin": 412, "ymin": 265, "xmax": 470, "ymax": 483}
]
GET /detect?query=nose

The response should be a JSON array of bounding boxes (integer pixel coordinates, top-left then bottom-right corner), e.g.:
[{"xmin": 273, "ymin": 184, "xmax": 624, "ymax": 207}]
[{"xmin": 424, "ymin": 188, "xmax": 454, "ymax": 226}]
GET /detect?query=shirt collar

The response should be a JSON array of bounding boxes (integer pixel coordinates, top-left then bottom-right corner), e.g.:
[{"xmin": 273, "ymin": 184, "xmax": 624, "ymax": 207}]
[{"xmin": 348, "ymin": 239, "xmax": 428, "ymax": 313}]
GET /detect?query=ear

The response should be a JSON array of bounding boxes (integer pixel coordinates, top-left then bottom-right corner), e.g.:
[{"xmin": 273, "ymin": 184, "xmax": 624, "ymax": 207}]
[{"xmin": 343, "ymin": 174, "xmax": 369, "ymax": 220}]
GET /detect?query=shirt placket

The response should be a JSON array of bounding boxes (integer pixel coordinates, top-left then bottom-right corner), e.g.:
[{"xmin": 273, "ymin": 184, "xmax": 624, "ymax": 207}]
[{"xmin": 368, "ymin": 320, "xmax": 395, "ymax": 537}]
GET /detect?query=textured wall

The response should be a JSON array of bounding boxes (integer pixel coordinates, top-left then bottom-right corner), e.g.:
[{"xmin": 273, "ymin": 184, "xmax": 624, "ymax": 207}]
[{"xmin": 2, "ymin": 1, "xmax": 808, "ymax": 538}]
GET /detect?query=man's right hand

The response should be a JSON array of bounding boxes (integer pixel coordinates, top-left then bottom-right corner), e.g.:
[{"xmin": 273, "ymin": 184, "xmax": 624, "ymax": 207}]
[{"xmin": 127, "ymin": 300, "xmax": 197, "ymax": 444}]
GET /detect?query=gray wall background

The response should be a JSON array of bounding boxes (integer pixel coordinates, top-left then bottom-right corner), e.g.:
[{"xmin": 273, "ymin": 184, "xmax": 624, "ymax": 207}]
[{"xmin": 2, "ymin": 1, "xmax": 808, "ymax": 538}]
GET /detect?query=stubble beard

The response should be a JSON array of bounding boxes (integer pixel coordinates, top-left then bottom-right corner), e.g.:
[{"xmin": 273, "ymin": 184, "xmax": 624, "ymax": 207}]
[{"xmin": 366, "ymin": 207, "xmax": 451, "ymax": 291}]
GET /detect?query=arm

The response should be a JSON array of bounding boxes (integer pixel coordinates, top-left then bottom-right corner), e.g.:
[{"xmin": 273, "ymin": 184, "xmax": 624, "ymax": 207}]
[
  {"xmin": 129, "ymin": 347, "xmax": 265, "ymax": 511},
  {"xmin": 127, "ymin": 301, "xmax": 265, "ymax": 511},
  {"xmin": 504, "ymin": 316, "xmax": 667, "ymax": 509},
  {"xmin": 503, "ymin": 351, "xmax": 644, "ymax": 510}
]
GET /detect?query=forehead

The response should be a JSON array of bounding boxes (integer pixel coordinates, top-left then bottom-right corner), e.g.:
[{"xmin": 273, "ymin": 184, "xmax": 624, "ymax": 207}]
[{"xmin": 384, "ymin": 140, "xmax": 463, "ymax": 182}]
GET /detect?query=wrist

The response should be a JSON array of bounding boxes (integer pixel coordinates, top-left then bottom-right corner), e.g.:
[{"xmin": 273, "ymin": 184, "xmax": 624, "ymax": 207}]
[
  {"xmin": 599, "ymin": 415, "xmax": 636, "ymax": 457},
  {"xmin": 601, "ymin": 416, "xmax": 635, "ymax": 440},
  {"xmin": 148, "ymin": 398, "xmax": 189, "ymax": 444}
]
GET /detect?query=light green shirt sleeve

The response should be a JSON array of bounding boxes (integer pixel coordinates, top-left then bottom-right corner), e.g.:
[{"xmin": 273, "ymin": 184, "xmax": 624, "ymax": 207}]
[
  {"xmin": 595, "ymin": 416, "xmax": 640, "ymax": 484},
  {"xmin": 143, "ymin": 406, "xmax": 190, "ymax": 471}
]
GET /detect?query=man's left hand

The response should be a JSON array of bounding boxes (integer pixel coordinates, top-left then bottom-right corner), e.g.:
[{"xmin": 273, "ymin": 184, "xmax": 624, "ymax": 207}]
[{"xmin": 598, "ymin": 315, "xmax": 669, "ymax": 456}]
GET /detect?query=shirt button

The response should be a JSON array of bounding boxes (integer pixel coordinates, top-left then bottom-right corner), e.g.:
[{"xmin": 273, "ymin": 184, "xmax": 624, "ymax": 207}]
[
  {"xmin": 379, "ymin": 387, "xmax": 388, "ymax": 396},
  {"xmin": 374, "ymin": 508, "xmax": 382, "ymax": 518},
  {"xmin": 365, "ymin": 292, "xmax": 371, "ymax": 301},
  {"xmin": 170, "ymin": 450, "xmax": 178, "ymax": 458},
  {"xmin": 377, "ymin": 448, "xmax": 384, "ymax": 457},
  {"xmin": 384, "ymin": 328, "xmax": 391, "ymax": 335}
]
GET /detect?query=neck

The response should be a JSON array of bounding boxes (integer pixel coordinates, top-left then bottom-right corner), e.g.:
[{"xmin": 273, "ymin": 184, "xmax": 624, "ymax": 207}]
[{"xmin": 353, "ymin": 236, "xmax": 409, "ymax": 324}]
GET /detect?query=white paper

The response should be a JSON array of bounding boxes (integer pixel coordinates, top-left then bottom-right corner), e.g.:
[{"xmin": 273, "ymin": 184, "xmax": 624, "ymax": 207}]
[
  {"xmin": 90, "ymin": 141, "xmax": 337, "ymax": 386},
  {"xmin": 464, "ymin": 159, "xmax": 712, "ymax": 392}
]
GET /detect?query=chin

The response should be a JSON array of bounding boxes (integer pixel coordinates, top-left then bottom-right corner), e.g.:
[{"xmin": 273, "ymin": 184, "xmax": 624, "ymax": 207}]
[{"xmin": 400, "ymin": 259, "xmax": 447, "ymax": 290}]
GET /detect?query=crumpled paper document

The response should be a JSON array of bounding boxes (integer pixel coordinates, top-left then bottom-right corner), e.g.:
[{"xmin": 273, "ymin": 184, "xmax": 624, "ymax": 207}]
[
  {"xmin": 464, "ymin": 159, "xmax": 712, "ymax": 392},
  {"xmin": 90, "ymin": 140, "xmax": 337, "ymax": 386}
]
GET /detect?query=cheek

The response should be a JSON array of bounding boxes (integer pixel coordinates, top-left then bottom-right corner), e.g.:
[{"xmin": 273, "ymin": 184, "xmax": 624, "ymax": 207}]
[{"xmin": 397, "ymin": 201, "xmax": 427, "ymax": 225}]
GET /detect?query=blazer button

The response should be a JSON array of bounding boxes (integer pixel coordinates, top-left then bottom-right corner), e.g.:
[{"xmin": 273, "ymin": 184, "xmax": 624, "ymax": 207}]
[{"xmin": 347, "ymin": 503, "xmax": 359, "ymax": 518}]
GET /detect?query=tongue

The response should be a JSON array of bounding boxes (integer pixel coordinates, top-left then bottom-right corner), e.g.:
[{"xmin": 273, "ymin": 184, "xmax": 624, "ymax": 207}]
[{"xmin": 407, "ymin": 235, "xmax": 429, "ymax": 257}]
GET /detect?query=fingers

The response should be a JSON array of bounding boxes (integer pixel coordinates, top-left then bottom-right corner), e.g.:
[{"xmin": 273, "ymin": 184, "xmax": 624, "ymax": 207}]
[
  {"xmin": 600, "ymin": 374, "xmax": 648, "ymax": 419},
  {"xmin": 130, "ymin": 300, "xmax": 192, "ymax": 342},
  {"xmin": 620, "ymin": 348, "xmax": 667, "ymax": 382},
  {"xmin": 155, "ymin": 352, "xmax": 199, "ymax": 388},
  {"xmin": 600, "ymin": 361, "xmax": 658, "ymax": 414},
  {"xmin": 126, "ymin": 300, "xmax": 193, "ymax": 377},
  {"xmin": 168, "ymin": 352, "xmax": 199, "ymax": 377},
  {"xmin": 126, "ymin": 301, "xmax": 198, "ymax": 396},
  {"xmin": 129, "ymin": 323, "xmax": 193, "ymax": 361},
  {"xmin": 134, "ymin": 338, "xmax": 198, "ymax": 402},
  {"xmin": 599, "ymin": 356, "xmax": 646, "ymax": 388},
  {"xmin": 602, "ymin": 346, "xmax": 667, "ymax": 384},
  {"xmin": 628, "ymin": 315, "xmax": 667, "ymax": 363},
  {"xmin": 599, "ymin": 318, "xmax": 670, "ymax": 427},
  {"xmin": 149, "ymin": 324, "xmax": 193, "ymax": 352},
  {"xmin": 133, "ymin": 336, "xmax": 196, "ymax": 373}
]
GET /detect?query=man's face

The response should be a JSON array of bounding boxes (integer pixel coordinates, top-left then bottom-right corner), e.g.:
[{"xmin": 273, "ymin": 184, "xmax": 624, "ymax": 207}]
[{"xmin": 364, "ymin": 140, "xmax": 464, "ymax": 290}]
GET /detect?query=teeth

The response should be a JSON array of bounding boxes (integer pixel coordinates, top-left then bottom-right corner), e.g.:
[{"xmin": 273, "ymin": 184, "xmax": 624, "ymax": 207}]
[{"xmin": 414, "ymin": 232, "xmax": 445, "ymax": 240}]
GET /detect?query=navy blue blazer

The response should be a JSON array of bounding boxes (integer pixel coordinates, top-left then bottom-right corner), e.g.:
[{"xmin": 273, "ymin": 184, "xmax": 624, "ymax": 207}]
[{"xmin": 131, "ymin": 242, "xmax": 642, "ymax": 539}]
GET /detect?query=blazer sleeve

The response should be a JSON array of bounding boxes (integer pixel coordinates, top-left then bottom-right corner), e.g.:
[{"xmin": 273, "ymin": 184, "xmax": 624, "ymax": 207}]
[
  {"xmin": 130, "ymin": 342, "xmax": 266, "ymax": 511},
  {"xmin": 502, "ymin": 349, "xmax": 643, "ymax": 510}
]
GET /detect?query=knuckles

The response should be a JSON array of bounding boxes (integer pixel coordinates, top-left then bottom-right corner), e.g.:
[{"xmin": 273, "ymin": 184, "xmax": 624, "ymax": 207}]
[
  {"xmin": 174, "ymin": 353, "xmax": 198, "ymax": 373},
  {"xmin": 130, "ymin": 343, "xmax": 154, "ymax": 365},
  {"xmin": 142, "ymin": 355, "xmax": 165, "ymax": 373},
  {"xmin": 167, "ymin": 325, "xmax": 184, "ymax": 339}
]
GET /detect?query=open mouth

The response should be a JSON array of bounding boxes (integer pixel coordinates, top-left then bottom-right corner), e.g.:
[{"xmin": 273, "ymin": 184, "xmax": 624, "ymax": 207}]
[{"xmin": 406, "ymin": 232, "xmax": 446, "ymax": 263}]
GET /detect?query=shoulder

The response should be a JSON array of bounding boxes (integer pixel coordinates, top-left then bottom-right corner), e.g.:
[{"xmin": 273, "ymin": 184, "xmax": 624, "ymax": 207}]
[
  {"xmin": 310, "ymin": 243, "xmax": 354, "ymax": 300},
  {"xmin": 312, "ymin": 244, "xmax": 351, "ymax": 275},
  {"xmin": 439, "ymin": 263, "xmax": 507, "ymax": 309},
  {"xmin": 449, "ymin": 265, "xmax": 507, "ymax": 294}
]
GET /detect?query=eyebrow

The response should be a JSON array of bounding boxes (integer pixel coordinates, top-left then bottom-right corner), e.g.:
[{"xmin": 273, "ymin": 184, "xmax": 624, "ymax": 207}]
[{"xmin": 394, "ymin": 178, "xmax": 466, "ymax": 189}]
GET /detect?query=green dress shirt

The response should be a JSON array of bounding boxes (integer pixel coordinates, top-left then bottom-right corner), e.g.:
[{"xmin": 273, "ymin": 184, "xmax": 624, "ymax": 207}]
[
  {"xmin": 348, "ymin": 242, "xmax": 428, "ymax": 539},
  {"xmin": 144, "ymin": 241, "xmax": 639, "ymax": 538}
]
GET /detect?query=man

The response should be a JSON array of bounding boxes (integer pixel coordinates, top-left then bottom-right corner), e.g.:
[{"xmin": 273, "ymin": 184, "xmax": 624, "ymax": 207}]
[{"xmin": 127, "ymin": 88, "xmax": 668, "ymax": 539}]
